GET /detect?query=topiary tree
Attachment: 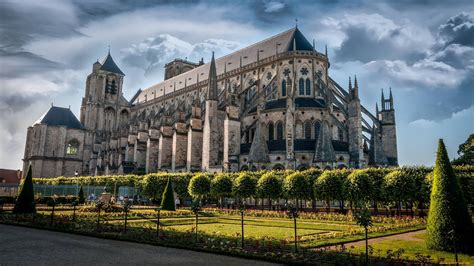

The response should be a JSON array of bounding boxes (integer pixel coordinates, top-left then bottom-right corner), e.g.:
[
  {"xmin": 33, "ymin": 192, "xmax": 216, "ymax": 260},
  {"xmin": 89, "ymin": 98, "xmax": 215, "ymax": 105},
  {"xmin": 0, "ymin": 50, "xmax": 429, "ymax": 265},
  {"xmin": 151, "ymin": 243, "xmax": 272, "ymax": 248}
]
[
  {"xmin": 160, "ymin": 177, "xmax": 176, "ymax": 211},
  {"xmin": 257, "ymin": 171, "xmax": 282, "ymax": 209},
  {"xmin": 283, "ymin": 172, "xmax": 312, "ymax": 210},
  {"xmin": 78, "ymin": 185, "xmax": 85, "ymax": 204},
  {"xmin": 188, "ymin": 174, "xmax": 211, "ymax": 201},
  {"xmin": 383, "ymin": 170, "xmax": 414, "ymax": 216},
  {"xmin": 211, "ymin": 173, "xmax": 233, "ymax": 208},
  {"xmin": 347, "ymin": 170, "xmax": 373, "ymax": 210},
  {"xmin": 427, "ymin": 139, "xmax": 473, "ymax": 252},
  {"xmin": 314, "ymin": 169, "xmax": 349, "ymax": 213},
  {"xmin": 233, "ymin": 172, "xmax": 257, "ymax": 203},
  {"xmin": 13, "ymin": 165, "xmax": 36, "ymax": 214}
]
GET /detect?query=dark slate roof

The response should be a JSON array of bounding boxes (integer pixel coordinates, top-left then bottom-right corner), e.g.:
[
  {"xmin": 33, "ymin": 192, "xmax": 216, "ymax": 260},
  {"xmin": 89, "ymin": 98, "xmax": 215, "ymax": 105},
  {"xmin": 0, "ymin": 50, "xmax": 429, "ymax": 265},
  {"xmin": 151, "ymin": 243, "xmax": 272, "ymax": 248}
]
[
  {"xmin": 265, "ymin": 99, "xmax": 287, "ymax": 110},
  {"xmin": 295, "ymin": 98, "xmax": 326, "ymax": 108},
  {"xmin": 34, "ymin": 106, "xmax": 84, "ymax": 129},
  {"xmin": 287, "ymin": 28, "xmax": 314, "ymax": 52},
  {"xmin": 99, "ymin": 52, "xmax": 125, "ymax": 76}
]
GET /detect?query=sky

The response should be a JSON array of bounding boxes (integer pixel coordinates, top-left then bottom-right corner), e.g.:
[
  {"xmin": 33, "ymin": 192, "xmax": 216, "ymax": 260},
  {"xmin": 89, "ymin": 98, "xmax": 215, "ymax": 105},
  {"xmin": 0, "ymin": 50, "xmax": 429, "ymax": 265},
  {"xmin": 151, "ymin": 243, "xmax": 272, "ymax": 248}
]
[{"xmin": 0, "ymin": 0, "xmax": 473, "ymax": 170}]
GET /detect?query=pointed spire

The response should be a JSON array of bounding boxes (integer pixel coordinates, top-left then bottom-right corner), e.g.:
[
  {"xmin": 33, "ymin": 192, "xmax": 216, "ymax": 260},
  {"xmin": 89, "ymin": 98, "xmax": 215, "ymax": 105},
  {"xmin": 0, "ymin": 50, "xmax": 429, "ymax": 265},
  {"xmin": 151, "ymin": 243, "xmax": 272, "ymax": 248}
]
[
  {"xmin": 354, "ymin": 75, "xmax": 358, "ymax": 88},
  {"xmin": 206, "ymin": 52, "xmax": 218, "ymax": 101},
  {"xmin": 381, "ymin": 88, "xmax": 385, "ymax": 110},
  {"xmin": 389, "ymin": 87, "xmax": 394, "ymax": 109},
  {"xmin": 295, "ymin": 18, "xmax": 298, "ymax": 29},
  {"xmin": 348, "ymin": 76, "xmax": 352, "ymax": 90},
  {"xmin": 312, "ymin": 39, "xmax": 316, "ymax": 52},
  {"xmin": 325, "ymin": 44, "xmax": 328, "ymax": 57},
  {"xmin": 376, "ymin": 102, "xmax": 379, "ymax": 115}
]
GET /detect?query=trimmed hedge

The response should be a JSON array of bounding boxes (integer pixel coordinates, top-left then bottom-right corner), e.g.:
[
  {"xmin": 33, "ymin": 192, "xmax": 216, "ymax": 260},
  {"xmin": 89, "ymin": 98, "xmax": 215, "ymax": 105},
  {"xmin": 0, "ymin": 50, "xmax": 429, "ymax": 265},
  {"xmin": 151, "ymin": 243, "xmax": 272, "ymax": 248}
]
[{"xmin": 30, "ymin": 166, "xmax": 474, "ymax": 213}]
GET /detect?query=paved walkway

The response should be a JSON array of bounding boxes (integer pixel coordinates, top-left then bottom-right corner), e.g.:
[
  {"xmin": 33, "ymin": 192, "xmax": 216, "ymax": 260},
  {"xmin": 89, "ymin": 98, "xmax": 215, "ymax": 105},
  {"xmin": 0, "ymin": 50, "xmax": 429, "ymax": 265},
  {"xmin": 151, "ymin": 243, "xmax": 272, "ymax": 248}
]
[{"xmin": 0, "ymin": 224, "xmax": 278, "ymax": 265}]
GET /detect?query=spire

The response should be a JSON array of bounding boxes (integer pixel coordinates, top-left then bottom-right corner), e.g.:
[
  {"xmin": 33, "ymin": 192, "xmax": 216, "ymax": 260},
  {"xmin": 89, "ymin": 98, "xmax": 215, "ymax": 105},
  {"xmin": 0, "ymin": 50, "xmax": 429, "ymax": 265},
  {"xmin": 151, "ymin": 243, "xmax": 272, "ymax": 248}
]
[
  {"xmin": 354, "ymin": 75, "xmax": 358, "ymax": 88},
  {"xmin": 206, "ymin": 52, "xmax": 218, "ymax": 101},
  {"xmin": 389, "ymin": 87, "xmax": 394, "ymax": 109},
  {"xmin": 295, "ymin": 18, "xmax": 298, "ymax": 29},
  {"xmin": 99, "ymin": 51, "xmax": 125, "ymax": 76},
  {"xmin": 348, "ymin": 76, "xmax": 352, "ymax": 91},
  {"xmin": 312, "ymin": 39, "xmax": 316, "ymax": 52},
  {"xmin": 381, "ymin": 88, "xmax": 385, "ymax": 110},
  {"xmin": 325, "ymin": 44, "xmax": 328, "ymax": 57},
  {"xmin": 375, "ymin": 102, "xmax": 379, "ymax": 115}
]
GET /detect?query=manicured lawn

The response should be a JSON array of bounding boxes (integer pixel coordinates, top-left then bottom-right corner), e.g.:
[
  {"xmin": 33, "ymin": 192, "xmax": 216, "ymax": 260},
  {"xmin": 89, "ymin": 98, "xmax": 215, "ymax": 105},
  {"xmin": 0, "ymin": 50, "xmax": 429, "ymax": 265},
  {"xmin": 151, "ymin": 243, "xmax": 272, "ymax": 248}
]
[{"xmin": 351, "ymin": 231, "xmax": 474, "ymax": 264}]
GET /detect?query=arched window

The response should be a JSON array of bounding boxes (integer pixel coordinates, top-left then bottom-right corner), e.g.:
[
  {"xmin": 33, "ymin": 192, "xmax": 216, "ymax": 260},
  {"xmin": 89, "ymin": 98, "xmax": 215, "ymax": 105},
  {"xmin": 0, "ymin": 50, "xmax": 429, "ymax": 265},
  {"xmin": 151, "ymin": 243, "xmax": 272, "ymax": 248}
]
[
  {"xmin": 66, "ymin": 140, "xmax": 79, "ymax": 155},
  {"xmin": 305, "ymin": 78, "xmax": 311, "ymax": 95},
  {"xmin": 281, "ymin": 80, "xmax": 286, "ymax": 97},
  {"xmin": 299, "ymin": 78, "xmax": 305, "ymax": 95},
  {"xmin": 304, "ymin": 121, "xmax": 312, "ymax": 139},
  {"xmin": 314, "ymin": 121, "xmax": 321, "ymax": 140},
  {"xmin": 276, "ymin": 122, "xmax": 284, "ymax": 140},
  {"xmin": 268, "ymin": 122, "xmax": 274, "ymax": 141}
]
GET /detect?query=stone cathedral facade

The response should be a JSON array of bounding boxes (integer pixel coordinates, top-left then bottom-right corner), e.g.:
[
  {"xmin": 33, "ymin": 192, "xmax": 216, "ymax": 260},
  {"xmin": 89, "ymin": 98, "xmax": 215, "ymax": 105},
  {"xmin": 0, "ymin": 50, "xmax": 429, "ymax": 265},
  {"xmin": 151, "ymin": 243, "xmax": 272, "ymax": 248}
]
[{"xmin": 23, "ymin": 27, "xmax": 398, "ymax": 177}]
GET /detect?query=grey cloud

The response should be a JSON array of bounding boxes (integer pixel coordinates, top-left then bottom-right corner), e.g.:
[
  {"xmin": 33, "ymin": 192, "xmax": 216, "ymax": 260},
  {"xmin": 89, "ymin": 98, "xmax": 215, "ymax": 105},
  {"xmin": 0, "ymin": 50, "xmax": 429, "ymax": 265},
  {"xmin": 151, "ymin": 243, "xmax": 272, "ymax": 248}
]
[
  {"xmin": 0, "ymin": 49, "xmax": 61, "ymax": 78},
  {"xmin": 121, "ymin": 34, "xmax": 242, "ymax": 78},
  {"xmin": 429, "ymin": 44, "xmax": 474, "ymax": 69},
  {"xmin": 438, "ymin": 13, "xmax": 474, "ymax": 47}
]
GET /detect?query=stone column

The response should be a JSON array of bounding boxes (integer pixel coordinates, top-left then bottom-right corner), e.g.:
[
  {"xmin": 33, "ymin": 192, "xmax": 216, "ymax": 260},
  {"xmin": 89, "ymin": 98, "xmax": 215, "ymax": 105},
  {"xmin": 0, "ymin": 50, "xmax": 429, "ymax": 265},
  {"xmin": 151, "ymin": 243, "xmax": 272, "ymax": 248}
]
[
  {"xmin": 187, "ymin": 116, "xmax": 203, "ymax": 172},
  {"xmin": 172, "ymin": 122, "xmax": 188, "ymax": 171},
  {"xmin": 146, "ymin": 128, "xmax": 160, "ymax": 173},
  {"xmin": 223, "ymin": 106, "xmax": 241, "ymax": 172},
  {"xmin": 158, "ymin": 126, "xmax": 173, "ymax": 170}
]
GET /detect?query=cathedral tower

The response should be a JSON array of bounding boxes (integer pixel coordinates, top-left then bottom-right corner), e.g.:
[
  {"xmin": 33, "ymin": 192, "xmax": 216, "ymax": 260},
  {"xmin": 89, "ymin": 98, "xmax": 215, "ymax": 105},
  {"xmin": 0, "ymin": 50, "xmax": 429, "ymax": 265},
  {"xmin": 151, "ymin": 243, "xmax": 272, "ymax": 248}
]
[
  {"xmin": 379, "ymin": 88, "xmax": 398, "ymax": 166},
  {"xmin": 347, "ymin": 76, "xmax": 364, "ymax": 168},
  {"xmin": 80, "ymin": 50, "xmax": 128, "ymax": 174}
]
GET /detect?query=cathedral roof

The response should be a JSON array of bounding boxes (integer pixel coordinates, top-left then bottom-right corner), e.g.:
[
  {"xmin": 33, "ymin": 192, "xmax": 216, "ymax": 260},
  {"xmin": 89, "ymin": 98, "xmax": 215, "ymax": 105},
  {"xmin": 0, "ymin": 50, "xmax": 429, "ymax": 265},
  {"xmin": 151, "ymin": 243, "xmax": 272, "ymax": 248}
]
[
  {"xmin": 34, "ymin": 106, "xmax": 84, "ymax": 129},
  {"xmin": 99, "ymin": 52, "xmax": 125, "ymax": 76},
  {"xmin": 136, "ymin": 27, "xmax": 320, "ymax": 103}
]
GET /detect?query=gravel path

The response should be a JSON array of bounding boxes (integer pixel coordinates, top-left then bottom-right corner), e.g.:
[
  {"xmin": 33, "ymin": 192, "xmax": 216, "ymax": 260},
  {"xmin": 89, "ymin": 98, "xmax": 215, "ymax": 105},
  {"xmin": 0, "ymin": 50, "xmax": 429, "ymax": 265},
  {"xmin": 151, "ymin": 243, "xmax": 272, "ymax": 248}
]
[{"xmin": 0, "ymin": 224, "xmax": 278, "ymax": 265}]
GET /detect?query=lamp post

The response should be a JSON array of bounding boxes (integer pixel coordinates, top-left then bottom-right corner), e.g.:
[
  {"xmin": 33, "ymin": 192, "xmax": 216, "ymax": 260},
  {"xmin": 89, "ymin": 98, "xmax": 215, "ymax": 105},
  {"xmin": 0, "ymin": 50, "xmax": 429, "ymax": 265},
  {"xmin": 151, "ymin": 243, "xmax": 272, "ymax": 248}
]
[
  {"xmin": 448, "ymin": 229, "xmax": 459, "ymax": 265},
  {"xmin": 191, "ymin": 200, "xmax": 201, "ymax": 243},
  {"xmin": 96, "ymin": 201, "xmax": 104, "ymax": 232},
  {"xmin": 123, "ymin": 199, "xmax": 131, "ymax": 234},
  {"xmin": 286, "ymin": 203, "xmax": 299, "ymax": 253},
  {"xmin": 48, "ymin": 198, "xmax": 57, "ymax": 227},
  {"xmin": 72, "ymin": 200, "xmax": 78, "ymax": 222},
  {"xmin": 239, "ymin": 200, "xmax": 246, "ymax": 249},
  {"xmin": 155, "ymin": 207, "xmax": 162, "ymax": 237}
]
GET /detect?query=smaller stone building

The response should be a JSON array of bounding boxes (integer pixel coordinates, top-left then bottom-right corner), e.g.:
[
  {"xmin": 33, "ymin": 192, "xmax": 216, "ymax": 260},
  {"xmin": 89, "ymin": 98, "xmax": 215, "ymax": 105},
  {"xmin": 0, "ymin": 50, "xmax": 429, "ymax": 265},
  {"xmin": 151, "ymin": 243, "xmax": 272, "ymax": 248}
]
[{"xmin": 23, "ymin": 106, "xmax": 87, "ymax": 177}]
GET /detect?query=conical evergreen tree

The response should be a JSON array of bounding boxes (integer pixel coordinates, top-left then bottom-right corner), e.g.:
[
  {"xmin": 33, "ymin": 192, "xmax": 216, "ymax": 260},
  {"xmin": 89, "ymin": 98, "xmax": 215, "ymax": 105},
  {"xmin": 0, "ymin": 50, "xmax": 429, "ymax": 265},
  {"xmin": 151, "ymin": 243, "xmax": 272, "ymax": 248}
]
[
  {"xmin": 78, "ymin": 185, "xmax": 85, "ymax": 204},
  {"xmin": 427, "ymin": 139, "xmax": 472, "ymax": 252},
  {"xmin": 13, "ymin": 165, "xmax": 36, "ymax": 213},
  {"xmin": 160, "ymin": 177, "xmax": 176, "ymax": 211}
]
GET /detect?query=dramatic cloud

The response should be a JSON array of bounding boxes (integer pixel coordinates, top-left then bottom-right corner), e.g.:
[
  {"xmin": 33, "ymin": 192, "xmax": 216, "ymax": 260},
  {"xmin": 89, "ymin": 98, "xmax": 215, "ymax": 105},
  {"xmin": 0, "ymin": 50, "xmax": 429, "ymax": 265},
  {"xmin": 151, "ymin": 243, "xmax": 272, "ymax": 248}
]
[
  {"xmin": 438, "ymin": 12, "xmax": 474, "ymax": 47},
  {"xmin": 0, "ymin": 1, "xmax": 473, "ymax": 169},
  {"xmin": 121, "ymin": 35, "xmax": 242, "ymax": 77},
  {"xmin": 322, "ymin": 13, "xmax": 434, "ymax": 62}
]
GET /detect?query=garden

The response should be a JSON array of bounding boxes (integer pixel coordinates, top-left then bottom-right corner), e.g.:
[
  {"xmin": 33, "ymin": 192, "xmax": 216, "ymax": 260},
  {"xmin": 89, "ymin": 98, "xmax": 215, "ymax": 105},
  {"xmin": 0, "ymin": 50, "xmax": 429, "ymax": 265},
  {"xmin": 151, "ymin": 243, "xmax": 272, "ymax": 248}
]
[{"xmin": 1, "ymin": 140, "xmax": 473, "ymax": 264}]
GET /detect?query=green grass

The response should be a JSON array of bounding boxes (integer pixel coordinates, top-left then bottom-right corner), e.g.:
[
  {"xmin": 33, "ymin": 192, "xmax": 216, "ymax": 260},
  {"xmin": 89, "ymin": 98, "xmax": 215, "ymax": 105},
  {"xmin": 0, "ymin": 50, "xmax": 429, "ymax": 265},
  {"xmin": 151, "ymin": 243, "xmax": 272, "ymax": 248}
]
[{"xmin": 351, "ymin": 232, "xmax": 474, "ymax": 264}]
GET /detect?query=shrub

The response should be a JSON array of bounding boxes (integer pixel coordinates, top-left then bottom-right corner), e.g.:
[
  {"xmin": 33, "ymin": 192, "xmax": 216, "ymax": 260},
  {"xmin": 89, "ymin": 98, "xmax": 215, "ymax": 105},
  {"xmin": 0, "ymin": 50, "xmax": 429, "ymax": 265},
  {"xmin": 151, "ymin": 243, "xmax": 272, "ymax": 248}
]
[
  {"xmin": 188, "ymin": 174, "xmax": 211, "ymax": 199},
  {"xmin": 233, "ymin": 172, "xmax": 257, "ymax": 200},
  {"xmin": 383, "ymin": 170, "xmax": 414, "ymax": 215},
  {"xmin": 257, "ymin": 171, "xmax": 282, "ymax": 209},
  {"xmin": 78, "ymin": 185, "xmax": 85, "ymax": 204},
  {"xmin": 160, "ymin": 178, "xmax": 176, "ymax": 211},
  {"xmin": 347, "ymin": 170, "xmax": 373, "ymax": 206},
  {"xmin": 314, "ymin": 169, "xmax": 350, "ymax": 211},
  {"xmin": 211, "ymin": 173, "xmax": 233, "ymax": 198},
  {"xmin": 426, "ymin": 139, "xmax": 473, "ymax": 252},
  {"xmin": 283, "ymin": 172, "xmax": 312, "ymax": 202},
  {"xmin": 13, "ymin": 165, "xmax": 36, "ymax": 214}
]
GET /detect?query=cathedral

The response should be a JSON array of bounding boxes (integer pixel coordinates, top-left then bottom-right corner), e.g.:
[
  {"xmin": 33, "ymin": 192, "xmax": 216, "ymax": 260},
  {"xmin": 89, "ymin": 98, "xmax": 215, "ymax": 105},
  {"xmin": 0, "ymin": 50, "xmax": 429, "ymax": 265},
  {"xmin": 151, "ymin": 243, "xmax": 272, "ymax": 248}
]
[{"xmin": 23, "ymin": 27, "xmax": 398, "ymax": 177}]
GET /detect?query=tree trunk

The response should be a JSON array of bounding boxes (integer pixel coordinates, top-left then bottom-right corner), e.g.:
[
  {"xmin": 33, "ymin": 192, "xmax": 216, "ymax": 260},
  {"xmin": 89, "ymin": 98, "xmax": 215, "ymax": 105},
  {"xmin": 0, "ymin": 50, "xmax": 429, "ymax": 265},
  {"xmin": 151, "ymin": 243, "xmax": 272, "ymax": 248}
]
[{"xmin": 326, "ymin": 199, "xmax": 330, "ymax": 213}]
